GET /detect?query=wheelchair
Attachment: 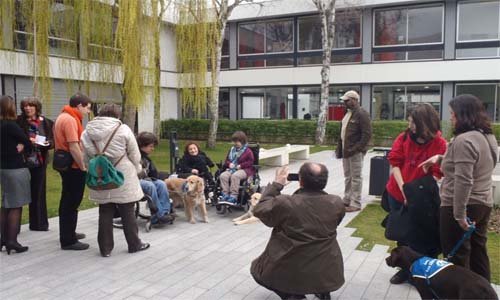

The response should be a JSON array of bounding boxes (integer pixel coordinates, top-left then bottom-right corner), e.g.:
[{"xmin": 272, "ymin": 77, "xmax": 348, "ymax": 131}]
[{"xmin": 212, "ymin": 143, "xmax": 261, "ymax": 215}]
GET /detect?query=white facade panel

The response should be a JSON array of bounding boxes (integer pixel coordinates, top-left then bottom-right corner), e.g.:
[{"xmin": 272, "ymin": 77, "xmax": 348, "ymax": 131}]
[
  {"xmin": 219, "ymin": 59, "xmax": 500, "ymax": 87},
  {"xmin": 160, "ymin": 88, "xmax": 178, "ymax": 120},
  {"xmin": 138, "ymin": 89, "xmax": 155, "ymax": 133},
  {"xmin": 160, "ymin": 24, "xmax": 177, "ymax": 72}
]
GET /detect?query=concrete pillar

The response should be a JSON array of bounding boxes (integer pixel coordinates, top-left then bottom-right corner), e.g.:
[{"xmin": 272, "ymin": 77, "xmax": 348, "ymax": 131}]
[
  {"xmin": 361, "ymin": 83, "xmax": 371, "ymax": 114},
  {"xmin": 444, "ymin": 0, "xmax": 457, "ymax": 60},
  {"xmin": 362, "ymin": 7, "xmax": 373, "ymax": 64},
  {"xmin": 229, "ymin": 87, "xmax": 238, "ymax": 120},
  {"xmin": 442, "ymin": 82, "xmax": 454, "ymax": 121}
]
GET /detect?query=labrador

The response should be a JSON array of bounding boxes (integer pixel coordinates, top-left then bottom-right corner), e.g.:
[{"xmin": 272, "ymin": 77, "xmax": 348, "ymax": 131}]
[
  {"xmin": 165, "ymin": 176, "xmax": 208, "ymax": 224},
  {"xmin": 231, "ymin": 193, "xmax": 262, "ymax": 225}
]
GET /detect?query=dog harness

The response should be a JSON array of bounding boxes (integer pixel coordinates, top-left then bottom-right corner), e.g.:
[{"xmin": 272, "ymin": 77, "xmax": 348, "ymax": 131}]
[{"xmin": 411, "ymin": 257, "xmax": 453, "ymax": 280}]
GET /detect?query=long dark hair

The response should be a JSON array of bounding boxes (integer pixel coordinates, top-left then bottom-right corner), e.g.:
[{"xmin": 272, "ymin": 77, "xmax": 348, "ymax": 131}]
[
  {"xmin": 20, "ymin": 97, "xmax": 42, "ymax": 118},
  {"xmin": 405, "ymin": 103, "xmax": 441, "ymax": 142},
  {"xmin": 449, "ymin": 94, "xmax": 492, "ymax": 135}
]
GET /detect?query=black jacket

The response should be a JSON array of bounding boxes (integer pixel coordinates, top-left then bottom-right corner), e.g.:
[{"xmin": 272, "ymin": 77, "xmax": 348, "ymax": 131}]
[
  {"xmin": 139, "ymin": 150, "xmax": 159, "ymax": 179},
  {"xmin": 176, "ymin": 151, "xmax": 214, "ymax": 176},
  {"xmin": 403, "ymin": 175, "xmax": 441, "ymax": 256},
  {"xmin": 0, "ymin": 120, "xmax": 32, "ymax": 169}
]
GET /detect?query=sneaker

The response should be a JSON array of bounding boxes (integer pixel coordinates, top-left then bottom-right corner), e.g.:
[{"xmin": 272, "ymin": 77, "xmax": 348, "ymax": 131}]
[
  {"xmin": 390, "ymin": 268, "xmax": 410, "ymax": 284},
  {"xmin": 219, "ymin": 196, "xmax": 237, "ymax": 205},
  {"xmin": 61, "ymin": 241, "xmax": 90, "ymax": 251},
  {"xmin": 129, "ymin": 243, "xmax": 150, "ymax": 253},
  {"xmin": 158, "ymin": 214, "xmax": 175, "ymax": 224},
  {"xmin": 345, "ymin": 206, "xmax": 361, "ymax": 213}
]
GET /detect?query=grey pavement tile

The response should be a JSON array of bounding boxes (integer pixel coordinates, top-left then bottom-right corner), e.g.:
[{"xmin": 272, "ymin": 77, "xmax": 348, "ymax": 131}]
[
  {"xmin": 384, "ymin": 283, "xmax": 411, "ymax": 300},
  {"xmin": 173, "ymin": 287, "xmax": 207, "ymax": 300}
]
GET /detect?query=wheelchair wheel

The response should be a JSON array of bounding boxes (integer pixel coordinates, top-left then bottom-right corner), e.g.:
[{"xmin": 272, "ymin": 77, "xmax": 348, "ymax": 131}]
[{"xmin": 216, "ymin": 204, "xmax": 227, "ymax": 215}]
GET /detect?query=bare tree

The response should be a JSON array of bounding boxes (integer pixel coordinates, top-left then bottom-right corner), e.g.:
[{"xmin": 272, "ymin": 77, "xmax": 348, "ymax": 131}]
[{"xmin": 311, "ymin": 0, "xmax": 336, "ymax": 145}]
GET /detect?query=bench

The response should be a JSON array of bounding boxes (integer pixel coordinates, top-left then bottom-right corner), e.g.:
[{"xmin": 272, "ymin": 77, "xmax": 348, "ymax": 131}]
[{"xmin": 259, "ymin": 144, "xmax": 310, "ymax": 167}]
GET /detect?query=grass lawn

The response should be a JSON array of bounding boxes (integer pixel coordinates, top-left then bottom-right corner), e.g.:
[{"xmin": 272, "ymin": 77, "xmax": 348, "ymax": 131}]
[
  {"xmin": 346, "ymin": 203, "xmax": 500, "ymax": 284},
  {"xmin": 23, "ymin": 139, "xmax": 329, "ymax": 225}
]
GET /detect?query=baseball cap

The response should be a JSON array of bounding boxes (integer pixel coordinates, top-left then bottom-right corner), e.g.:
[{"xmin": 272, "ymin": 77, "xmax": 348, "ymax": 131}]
[{"xmin": 340, "ymin": 90, "xmax": 360, "ymax": 101}]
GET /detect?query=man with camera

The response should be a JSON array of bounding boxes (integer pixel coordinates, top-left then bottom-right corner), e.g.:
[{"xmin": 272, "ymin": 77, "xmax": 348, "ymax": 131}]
[{"xmin": 250, "ymin": 163, "xmax": 346, "ymax": 300}]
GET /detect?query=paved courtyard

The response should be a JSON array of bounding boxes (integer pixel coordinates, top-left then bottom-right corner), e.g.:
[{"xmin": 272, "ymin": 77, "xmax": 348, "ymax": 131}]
[{"xmin": 1, "ymin": 150, "xmax": 499, "ymax": 300}]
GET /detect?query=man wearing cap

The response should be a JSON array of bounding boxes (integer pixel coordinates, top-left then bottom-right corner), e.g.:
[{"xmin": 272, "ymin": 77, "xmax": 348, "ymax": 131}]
[{"xmin": 335, "ymin": 91, "xmax": 372, "ymax": 212}]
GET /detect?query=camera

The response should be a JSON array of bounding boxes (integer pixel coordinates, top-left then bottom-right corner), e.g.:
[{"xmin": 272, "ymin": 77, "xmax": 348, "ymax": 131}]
[{"xmin": 287, "ymin": 173, "xmax": 299, "ymax": 181}]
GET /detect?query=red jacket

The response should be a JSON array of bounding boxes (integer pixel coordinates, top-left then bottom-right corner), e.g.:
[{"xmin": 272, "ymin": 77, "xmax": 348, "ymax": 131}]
[{"xmin": 386, "ymin": 131, "xmax": 447, "ymax": 203}]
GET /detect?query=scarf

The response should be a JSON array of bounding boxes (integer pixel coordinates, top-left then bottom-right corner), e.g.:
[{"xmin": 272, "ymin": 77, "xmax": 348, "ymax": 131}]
[
  {"xmin": 228, "ymin": 144, "xmax": 248, "ymax": 173},
  {"xmin": 62, "ymin": 105, "xmax": 83, "ymax": 138},
  {"xmin": 28, "ymin": 117, "xmax": 44, "ymax": 163}
]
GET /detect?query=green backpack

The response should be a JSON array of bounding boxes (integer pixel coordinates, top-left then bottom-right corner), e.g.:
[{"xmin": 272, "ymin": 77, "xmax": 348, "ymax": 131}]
[{"xmin": 86, "ymin": 125, "xmax": 125, "ymax": 190}]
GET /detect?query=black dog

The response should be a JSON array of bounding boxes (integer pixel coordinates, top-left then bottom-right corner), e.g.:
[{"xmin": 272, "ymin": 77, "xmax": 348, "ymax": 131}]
[{"xmin": 386, "ymin": 246, "xmax": 498, "ymax": 300}]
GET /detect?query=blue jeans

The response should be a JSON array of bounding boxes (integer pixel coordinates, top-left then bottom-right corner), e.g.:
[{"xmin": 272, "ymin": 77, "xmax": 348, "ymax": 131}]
[{"xmin": 140, "ymin": 179, "xmax": 170, "ymax": 223}]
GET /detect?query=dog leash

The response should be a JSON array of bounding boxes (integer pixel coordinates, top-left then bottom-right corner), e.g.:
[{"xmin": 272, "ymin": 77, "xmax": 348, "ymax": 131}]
[{"xmin": 446, "ymin": 218, "xmax": 476, "ymax": 261}]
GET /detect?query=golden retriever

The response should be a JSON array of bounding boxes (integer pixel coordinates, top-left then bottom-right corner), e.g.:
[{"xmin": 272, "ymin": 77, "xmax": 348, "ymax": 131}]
[
  {"xmin": 165, "ymin": 176, "xmax": 208, "ymax": 224},
  {"xmin": 232, "ymin": 193, "xmax": 262, "ymax": 225}
]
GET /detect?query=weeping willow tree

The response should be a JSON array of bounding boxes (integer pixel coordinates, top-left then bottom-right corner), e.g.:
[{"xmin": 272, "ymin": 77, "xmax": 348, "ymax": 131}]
[
  {"xmin": 3, "ymin": 0, "xmax": 164, "ymax": 131},
  {"xmin": 0, "ymin": 0, "xmax": 15, "ymax": 50},
  {"xmin": 176, "ymin": 0, "xmax": 254, "ymax": 148}
]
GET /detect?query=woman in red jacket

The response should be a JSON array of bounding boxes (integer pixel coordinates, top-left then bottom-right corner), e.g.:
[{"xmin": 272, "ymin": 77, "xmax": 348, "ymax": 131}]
[{"xmin": 385, "ymin": 103, "xmax": 447, "ymax": 284}]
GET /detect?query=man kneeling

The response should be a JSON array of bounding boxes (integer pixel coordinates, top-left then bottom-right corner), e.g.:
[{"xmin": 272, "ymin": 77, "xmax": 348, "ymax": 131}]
[
  {"xmin": 251, "ymin": 163, "xmax": 345, "ymax": 300},
  {"xmin": 137, "ymin": 132, "xmax": 174, "ymax": 225}
]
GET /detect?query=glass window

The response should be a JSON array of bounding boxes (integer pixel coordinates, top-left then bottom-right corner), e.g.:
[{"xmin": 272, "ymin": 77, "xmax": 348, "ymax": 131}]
[
  {"xmin": 222, "ymin": 27, "xmax": 229, "ymax": 56},
  {"xmin": 372, "ymin": 85, "xmax": 441, "ymax": 120},
  {"xmin": 240, "ymin": 87, "xmax": 293, "ymax": 119},
  {"xmin": 239, "ymin": 23, "xmax": 265, "ymax": 54},
  {"xmin": 373, "ymin": 51, "xmax": 406, "ymax": 61},
  {"xmin": 49, "ymin": 2, "xmax": 78, "ymax": 57},
  {"xmin": 456, "ymin": 47, "xmax": 500, "ymax": 58},
  {"xmin": 298, "ymin": 17, "xmax": 322, "ymax": 51},
  {"xmin": 265, "ymin": 20, "xmax": 293, "ymax": 53},
  {"xmin": 297, "ymin": 86, "xmax": 361, "ymax": 120},
  {"xmin": 266, "ymin": 57, "xmax": 294, "ymax": 67},
  {"xmin": 458, "ymin": 1, "xmax": 500, "ymax": 41},
  {"xmin": 238, "ymin": 59, "xmax": 265, "ymax": 68},
  {"xmin": 456, "ymin": 83, "xmax": 499, "ymax": 121},
  {"xmin": 298, "ymin": 55, "xmax": 322, "ymax": 65},
  {"xmin": 375, "ymin": 5, "xmax": 443, "ymax": 46},
  {"xmin": 219, "ymin": 88, "xmax": 230, "ymax": 119}
]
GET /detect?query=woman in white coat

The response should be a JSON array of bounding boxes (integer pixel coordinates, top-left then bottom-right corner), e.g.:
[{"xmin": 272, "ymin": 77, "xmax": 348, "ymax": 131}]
[{"xmin": 81, "ymin": 103, "xmax": 149, "ymax": 257}]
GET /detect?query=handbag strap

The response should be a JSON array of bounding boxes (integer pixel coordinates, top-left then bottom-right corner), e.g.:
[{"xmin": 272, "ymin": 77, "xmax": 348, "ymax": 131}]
[
  {"xmin": 478, "ymin": 131, "xmax": 497, "ymax": 168},
  {"xmin": 91, "ymin": 124, "xmax": 125, "ymax": 166}
]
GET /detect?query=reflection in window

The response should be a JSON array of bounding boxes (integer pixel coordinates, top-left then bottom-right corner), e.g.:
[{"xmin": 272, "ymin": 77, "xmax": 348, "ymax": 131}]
[
  {"xmin": 219, "ymin": 88, "xmax": 230, "ymax": 119},
  {"xmin": 49, "ymin": 2, "xmax": 78, "ymax": 57},
  {"xmin": 239, "ymin": 23, "xmax": 265, "ymax": 54},
  {"xmin": 240, "ymin": 87, "xmax": 293, "ymax": 119},
  {"xmin": 298, "ymin": 17, "xmax": 322, "ymax": 51},
  {"xmin": 297, "ymin": 86, "xmax": 360, "ymax": 120},
  {"xmin": 221, "ymin": 27, "xmax": 230, "ymax": 70},
  {"xmin": 374, "ymin": 9, "xmax": 407, "ymax": 46},
  {"xmin": 458, "ymin": 1, "xmax": 499, "ymax": 42},
  {"xmin": 265, "ymin": 20, "xmax": 293, "ymax": 53},
  {"xmin": 372, "ymin": 85, "xmax": 441, "ymax": 120},
  {"xmin": 456, "ymin": 47, "xmax": 500, "ymax": 58},
  {"xmin": 456, "ymin": 84, "xmax": 499, "ymax": 122}
]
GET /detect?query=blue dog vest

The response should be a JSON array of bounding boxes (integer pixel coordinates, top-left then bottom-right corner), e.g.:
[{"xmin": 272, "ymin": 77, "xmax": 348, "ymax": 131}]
[{"xmin": 411, "ymin": 257, "xmax": 453, "ymax": 279}]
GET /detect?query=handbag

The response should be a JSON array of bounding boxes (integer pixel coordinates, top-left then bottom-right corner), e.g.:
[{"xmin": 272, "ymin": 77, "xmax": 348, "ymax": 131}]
[
  {"xmin": 384, "ymin": 204, "xmax": 411, "ymax": 242},
  {"xmin": 52, "ymin": 150, "xmax": 73, "ymax": 172},
  {"xmin": 25, "ymin": 151, "xmax": 42, "ymax": 168}
]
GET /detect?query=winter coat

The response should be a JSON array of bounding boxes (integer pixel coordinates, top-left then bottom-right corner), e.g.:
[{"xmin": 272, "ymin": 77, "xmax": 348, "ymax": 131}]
[
  {"xmin": 81, "ymin": 116, "xmax": 144, "ymax": 204},
  {"xmin": 251, "ymin": 182, "xmax": 345, "ymax": 294},
  {"xmin": 386, "ymin": 131, "xmax": 447, "ymax": 203},
  {"xmin": 335, "ymin": 106, "xmax": 372, "ymax": 159},
  {"xmin": 176, "ymin": 151, "xmax": 214, "ymax": 176},
  {"xmin": 224, "ymin": 146, "xmax": 255, "ymax": 177}
]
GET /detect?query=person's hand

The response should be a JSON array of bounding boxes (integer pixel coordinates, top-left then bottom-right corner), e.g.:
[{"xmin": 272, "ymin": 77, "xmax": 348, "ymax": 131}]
[
  {"xmin": 418, "ymin": 155, "xmax": 441, "ymax": 173},
  {"xmin": 229, "ymin": 163, "xmax": 235, "ymax": 169},
  {"xmin": 236, "ymin": 165, "xmax": 241, "ymax": 170},
  {"xmin": 399, "ymin": 185, "xmax": 408, "ymax": 205},
  {"xmin": 30, "ymin": 137, "xmax": 36, "ymax": 144},
  {"xmin": 16, "ymin": 144, "xmax": 24, "ymax": 153},
  {"xmin": 191, "ymin": 169, "xmax": 199, "ymax": 175},
  {"xmin": 457, "ymin": 218, "xmax": 474, "ymax": 231},
  {"xmin": 275, "ymin": 166, "xmax": 289, "ymax": 185}
]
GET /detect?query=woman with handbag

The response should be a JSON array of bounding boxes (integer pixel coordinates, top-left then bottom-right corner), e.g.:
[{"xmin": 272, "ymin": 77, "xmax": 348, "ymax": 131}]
[
  {"xmin": 81, "ymin": 103, "xmax": 149, "ymax": 257},
  {"xmin": 420, "ymin": 94, "xmax": 497, "ymax": 282},
  {"xmin": 385, "ymin": 103, "xmax": 447, "ymax": 284},
  {"xmin": 0, "ymin": 95, "xmax": 32, "ymax": 254},
  {"xmin": 17, "ymin": 97, "xmax": 54, "ymax": 231}
]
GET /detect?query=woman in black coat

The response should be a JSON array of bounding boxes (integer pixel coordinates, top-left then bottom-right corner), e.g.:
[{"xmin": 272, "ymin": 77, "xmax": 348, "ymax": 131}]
[
  {"xmin": 17, "ymin": 97, "xmax": 54, "ymax": 231},
  {"xmin": 176, "ymin": 142, "xmax": 214, "ymax": 181}
]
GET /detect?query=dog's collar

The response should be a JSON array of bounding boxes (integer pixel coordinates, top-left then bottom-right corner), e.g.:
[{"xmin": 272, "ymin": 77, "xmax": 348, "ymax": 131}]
[{"xmin": 182, "ymin": 182, "xmax": 188, "ymax": 193}]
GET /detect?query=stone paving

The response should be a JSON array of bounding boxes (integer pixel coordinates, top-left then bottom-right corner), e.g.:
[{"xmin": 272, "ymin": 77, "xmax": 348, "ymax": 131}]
[{"xmin": 1, "ymin": 150, "xmax": 499, "ymax": 300}]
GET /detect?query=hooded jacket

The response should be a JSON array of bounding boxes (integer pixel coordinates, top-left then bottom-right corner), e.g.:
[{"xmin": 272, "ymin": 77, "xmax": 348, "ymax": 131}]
[{"xmin": 81, "ymin": 116, "xmax": 143, "ymax": 204}]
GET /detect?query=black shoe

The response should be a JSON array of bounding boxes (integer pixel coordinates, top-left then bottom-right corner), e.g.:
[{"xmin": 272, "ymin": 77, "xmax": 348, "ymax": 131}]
[
  {"xmin": 158, "ymin": 214, "xmax": 175, "ymax": 224},
  {"xmin": 314, "ymin": 293, "xmax": 331, "ymax": 300},
  {"xmin": 101, "ymin": 252, "xmax": 111, "ymax": 257},
  {"xmin": 61, "ymin": 241, "xmax": 90, "ymax": 251},
  {"xmin": 75, "ymin": 232, "xmax": 86, "ymax": 240},
  {"xmin": 5, "ymin": 242, "xmax": 28, "ymax": 255},
  {"xmin": 390, "ymin": 269, "xmax": 410, "ymax": 284},
  {"xmin": 129, "ymin": 243, "xmax": 150, "ymax": 253}
]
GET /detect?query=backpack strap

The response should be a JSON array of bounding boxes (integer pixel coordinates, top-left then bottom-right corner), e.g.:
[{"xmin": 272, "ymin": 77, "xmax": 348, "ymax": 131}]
[{"xmin": 91, "ymin": 124, "xmax": 123, "ymax": 163}]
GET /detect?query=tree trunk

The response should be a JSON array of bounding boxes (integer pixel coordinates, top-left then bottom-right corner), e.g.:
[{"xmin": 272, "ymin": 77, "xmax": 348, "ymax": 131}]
[
  {"xmin": 315, "ymin": 12, "xmax": 331, "ymax": 145},
  {"xmin": 206, "ymin": 24, "xmax": 226, "ymax": 149}
]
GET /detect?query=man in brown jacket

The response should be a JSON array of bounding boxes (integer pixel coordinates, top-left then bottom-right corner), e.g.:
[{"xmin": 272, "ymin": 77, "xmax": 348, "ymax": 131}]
[
  {"xmin": 335, "ymin": 91, "xmax": 372, "ymax": 212},
  {"xmin": 251, "ymin": 163, "xmax": 345, "ymax": 300}
]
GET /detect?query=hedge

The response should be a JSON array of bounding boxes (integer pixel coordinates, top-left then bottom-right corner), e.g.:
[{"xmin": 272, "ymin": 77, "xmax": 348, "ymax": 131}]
[{"xmin": 161, "ymin": 119, "xmax": 500, "ymax": 146}]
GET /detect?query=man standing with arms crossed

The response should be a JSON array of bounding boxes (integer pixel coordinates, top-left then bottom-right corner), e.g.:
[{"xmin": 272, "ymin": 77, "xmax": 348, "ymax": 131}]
[
  {"xmin": 336, "ymin": 91, "xmax": 372, "ymax": 212},
  {"xmin": 54, "ymin": 93, "xmax": 92, "ymax": 250}
]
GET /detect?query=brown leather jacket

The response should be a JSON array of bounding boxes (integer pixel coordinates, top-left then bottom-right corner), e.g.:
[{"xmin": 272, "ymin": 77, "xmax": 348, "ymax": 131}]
[
  {"xmin": 335, "ymin": 106, "xmax": 372, "ymax": 159},
  {"xmin": 251, "ymin": 182, "xmax": 345, "ymax": 294}
]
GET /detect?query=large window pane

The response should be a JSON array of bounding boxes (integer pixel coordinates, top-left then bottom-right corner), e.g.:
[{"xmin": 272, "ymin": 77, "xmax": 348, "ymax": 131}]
[
  {"xmin": 456, "ymin": 84, "xmax": 498, "ymax": 121},
  {"xmin": 239, "ymin": 23, "xmax": 265, "ymax": 54},
  {"xmin": 374, "ymin": 9, "xmax": 407, "ymax": 46},
  {"xmin": 335, "ymin": 10, "xmax": 362, "ymax": 48},
  {"xmin": 298, "ymin": 87, "xmax": 321, "ymax": 119},
  {"xmin": 266, "ymin": 20, "xmax": 293, "ymax": 53},
  {"xmin": 239, "ymin": 59, "xmax": 265, "ymax": 68},
  {"xmin": 407, "ymin": 50, "xmax": 443, "ymax": 60},
  {"xmin": 456, "ymin": 47, "xmax": 499, "ymax": 58},
  {"xmin": 222, "ymin": 28, "xmax": 229, "ymax": 56},
  {"xmin": 458, "ymin": 1, "xmax": 500, "ymax": 41},
  {"xmin": 266, "ymin": 57, "xmax": 294, "ymax": 67},
  {"xmin": 240, "ymin": 88, "xmax": 292, "ymax": 119},
  {"xmin": 219, "ymin": 89, "xmax": 230, "ymax": 119},
  {"xmin": 373, "ymin": 51, "xmax": 406, "ymax": 61},
  {"xmin": 241, "ymin": 88, "xmax": 265, "ymax": 119},
  {"xmin": 265, "ymin": 88, "xmax": 293, "ymax": 119},
  {"xmin": 407, "ymin": 6, "xmax": 443, "ymax": 44},
  {"xmin": 407, "ymin": 85, "xmax": 441, "ymax": 114},
  {"xmin": 298, "ymin": 17, "xmax": 322, "ymax": 51}
]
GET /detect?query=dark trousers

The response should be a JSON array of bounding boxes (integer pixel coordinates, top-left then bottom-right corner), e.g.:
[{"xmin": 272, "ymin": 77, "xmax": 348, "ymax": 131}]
[
  {"xmin": 28, "ymin": 165, "xmax": 49, "ymax": 231},
  {"xmin": 98, "ymin": 202, "xmax": 141, "ymax": 254},
  {"xmin": 440, "ymin": 205, "xmax": 492, "ymax": 281},
  {"xmin": 58, "ymin": 168, "xmax": 86, "ymax": 247}
]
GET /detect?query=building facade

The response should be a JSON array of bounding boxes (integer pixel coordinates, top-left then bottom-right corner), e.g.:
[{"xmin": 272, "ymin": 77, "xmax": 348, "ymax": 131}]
[{"xmin": 1, "ymin": 0, "xmax": 499, "ymax": 131}]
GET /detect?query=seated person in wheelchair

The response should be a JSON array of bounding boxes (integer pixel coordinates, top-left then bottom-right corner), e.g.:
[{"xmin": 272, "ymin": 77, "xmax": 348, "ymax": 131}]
[
  {"xmin": 176, "ymin": 142, "xmax": 215, "ymax": 182},
  {"xmin": 218, "ymin": 131, "xmax": 255, "ymax": 205},
  {"xmin": 137, "ymin": 132, "xmax": 174, "ymax": 224}
]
